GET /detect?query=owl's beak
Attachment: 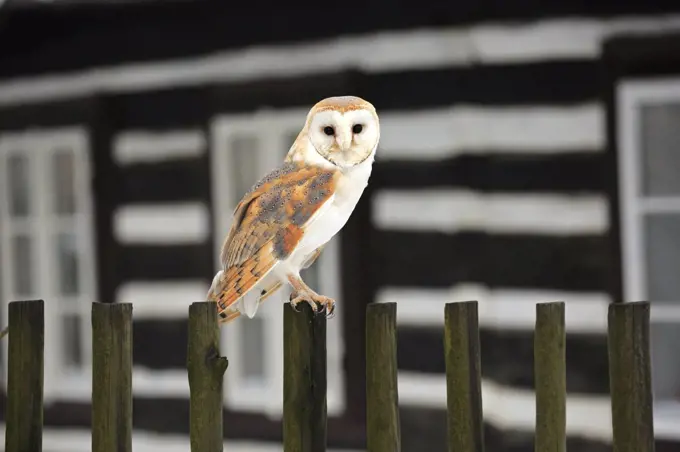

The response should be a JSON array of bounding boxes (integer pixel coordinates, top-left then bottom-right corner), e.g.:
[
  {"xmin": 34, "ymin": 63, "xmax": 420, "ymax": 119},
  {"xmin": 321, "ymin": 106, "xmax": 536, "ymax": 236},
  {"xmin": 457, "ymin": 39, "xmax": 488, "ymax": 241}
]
[{"xmin": 336, "ymin": 130, "xmax": 352, "ymax": 151}]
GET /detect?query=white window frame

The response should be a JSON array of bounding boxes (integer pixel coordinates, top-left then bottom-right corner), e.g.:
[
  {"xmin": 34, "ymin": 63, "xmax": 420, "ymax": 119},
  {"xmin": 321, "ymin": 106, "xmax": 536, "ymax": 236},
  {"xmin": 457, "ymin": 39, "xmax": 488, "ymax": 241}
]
[
  {"xmin": 210, "ymin": 108, "xmax": 345, "ymax": 417},
  {"xmin": 617, "ymin": 78, "xmax": 680, "ymax": 311},
  {"xmin": 617, "ymin": 76, "xmax": 680, "ymax": 434},
  {"xmin": 0, "ymin": 127, "xmax": 97, "ymax": 402}
]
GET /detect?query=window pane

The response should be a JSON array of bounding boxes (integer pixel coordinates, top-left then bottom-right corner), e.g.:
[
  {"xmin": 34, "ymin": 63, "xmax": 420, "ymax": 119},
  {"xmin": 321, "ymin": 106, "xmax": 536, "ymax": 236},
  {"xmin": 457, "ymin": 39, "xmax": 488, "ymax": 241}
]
[
  {"xmin": 52, "ymin": 149, "xmax": 77, "ymax": 215},
  {"xmin": 7, "ymin": 154, "xmax": 30, "ymax": 217},
  {"xmin": 62, "ymin": 315, "xmax": 82, "ymax": 367},
  {"xmin": 644, "ymin": 214, "xmax": 680, "ymax": 301},
  {"xmin": 240, "ymin": 317, "xmax": 265, "ymax": 380},
  {"xmin": 55, "ymin": 232, "xmax": 79, "ymax": 296},
  {"xmin": 639, "ymin": 103, "xmax": 680, "ymax": 196},
  {"xmin": 229, "ymin": 135, "xmax": 260, "ymax": 206},
  {"xmin": 11, "ymin": 234, "xmax": 33, "ymax": 296},
  {"xmin": 651, "ymin": 323, "xmax": 680, "ymax": 400}
]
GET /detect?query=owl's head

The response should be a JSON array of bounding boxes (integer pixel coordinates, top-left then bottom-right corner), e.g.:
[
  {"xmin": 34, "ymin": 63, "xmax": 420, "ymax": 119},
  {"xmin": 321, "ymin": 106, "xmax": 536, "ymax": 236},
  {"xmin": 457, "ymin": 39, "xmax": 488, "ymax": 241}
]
[{"xmin": 288, "ymin": 96, "xmax": 379, "ymax": 169}]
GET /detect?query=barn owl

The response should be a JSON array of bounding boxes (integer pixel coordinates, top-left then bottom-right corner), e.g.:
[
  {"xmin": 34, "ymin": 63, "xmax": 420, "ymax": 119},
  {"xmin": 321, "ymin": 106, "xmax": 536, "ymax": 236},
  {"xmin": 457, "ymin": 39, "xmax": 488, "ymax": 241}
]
[{"xmin": 207, "ymin": 96, "xmax": 380, "ymax": 324}]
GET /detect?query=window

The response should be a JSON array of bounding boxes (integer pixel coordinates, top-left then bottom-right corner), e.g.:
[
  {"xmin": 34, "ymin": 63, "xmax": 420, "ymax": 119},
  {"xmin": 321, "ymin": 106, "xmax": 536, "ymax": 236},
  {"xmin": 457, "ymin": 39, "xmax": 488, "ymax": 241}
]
[
  {"xmin": 0, "ymin": 128, "xmax": 96, "ymax": 401},
  {"xmin": 618, "ymin": 78, "xmax": 680, "ymax": 414},
  {"xmin": 210, "ymin": 110, "xmax": 345, "ymax": 416}
]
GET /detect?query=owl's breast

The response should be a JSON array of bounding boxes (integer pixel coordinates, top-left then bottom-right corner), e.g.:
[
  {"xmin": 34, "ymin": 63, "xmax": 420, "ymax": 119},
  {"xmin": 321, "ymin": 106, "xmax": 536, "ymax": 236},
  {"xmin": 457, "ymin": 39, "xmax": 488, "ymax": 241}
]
[
  {"xmin": 293, "ymin": 196, "xmax": 356, "ymax": 264},
  {"xmin": 288, "ymin": 161, "xmax": 373, "ymax": 268}
]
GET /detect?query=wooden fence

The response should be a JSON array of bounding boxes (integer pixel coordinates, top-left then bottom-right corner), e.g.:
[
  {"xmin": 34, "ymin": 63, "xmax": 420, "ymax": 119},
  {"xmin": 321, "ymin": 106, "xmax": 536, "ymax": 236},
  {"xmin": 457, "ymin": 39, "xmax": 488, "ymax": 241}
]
[{"xmin": 2, "ymin": 298, "xmax": 655, "ymax": 452}]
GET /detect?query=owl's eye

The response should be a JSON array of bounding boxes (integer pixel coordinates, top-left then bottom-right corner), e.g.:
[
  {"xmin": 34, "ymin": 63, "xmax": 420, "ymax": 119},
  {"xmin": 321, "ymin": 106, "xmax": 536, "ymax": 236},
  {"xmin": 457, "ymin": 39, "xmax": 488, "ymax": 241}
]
[
  {"xmin": 323, "ymin": 126, "xmax": 335, "ymax": 136},
  {"xmin": 352, "ymin": 124, "xmax": 363, "ymax": 134}
]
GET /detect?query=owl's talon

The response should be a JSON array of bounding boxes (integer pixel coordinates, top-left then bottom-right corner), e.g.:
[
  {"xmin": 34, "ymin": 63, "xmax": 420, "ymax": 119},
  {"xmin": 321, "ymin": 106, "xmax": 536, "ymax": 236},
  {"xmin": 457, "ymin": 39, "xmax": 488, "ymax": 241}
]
[
  {"xmin": 290, "ymin": 289, "xmax": 318, "ymax": 313},
  {"xmin": 315, "ymin": 296, "xmax": 335, "ymax": 319},
  {"xmin": 326, "ymin": 301, "xmax": 336, "ymax": 319},
  {"xmin": 289, "ymin": 295, "xmax": 303, "ymax": 312},
  {"xmin": 289, "ymin": 288, "xmax": 336, "ymax": 318}
]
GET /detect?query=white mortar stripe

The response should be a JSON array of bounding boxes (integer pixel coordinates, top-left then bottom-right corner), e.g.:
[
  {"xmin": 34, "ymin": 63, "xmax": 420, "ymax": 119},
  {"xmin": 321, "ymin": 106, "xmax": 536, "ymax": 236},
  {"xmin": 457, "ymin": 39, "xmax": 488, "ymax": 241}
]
[
  {"xmin": 116, "ymin": 281, "xmax": 209, "ymax": 319},
  {"xmin": 113, "ymin": 203, "xmax": 209, "ymax": 244},
  {"xmin": 56, "ymin": 368, "xmax": 190, "ymax": 400},
  {"xmin": 398, "ymin": 373, "xmax": 680, "ymax": 441},
  {"xmin": 0, "ymin": 426, "xmax": 362, "ymax": 452},
  {"xmin": 470, "ymin": 16, "xmax": 680, "ymax": 62},
  {"xmin": 1, "ymin": 16, "xmax": 680, "ymax": 105},
  {"xmin": 132, "ymin": 368, "xmax": 190, "ymax": 397},
  {"xmin": 373, "ymin": 190, "xmax": 609, "ymax": 235},
  {"xmin": 113, "ymin": 129, "xmax": 206, "ymax": 165},
  {"xmin": 376, "ymin": 104, "xmax": 603, "ymax": 159},
  {"xmin": 376, "ymin": 285, "xmax": 611, "ymax": 333}
]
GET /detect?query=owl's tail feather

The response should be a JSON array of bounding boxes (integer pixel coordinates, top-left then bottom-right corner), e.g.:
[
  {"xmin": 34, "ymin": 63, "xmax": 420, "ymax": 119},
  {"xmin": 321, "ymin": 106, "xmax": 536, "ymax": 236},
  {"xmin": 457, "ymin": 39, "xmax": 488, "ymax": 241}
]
[
  {"xmin": 206, "ymin": 269, "xmax": 260, "ymax": 323},
  {"xmin": 207, "ymin": 270, "xmax": 237, "ymax": 323}
]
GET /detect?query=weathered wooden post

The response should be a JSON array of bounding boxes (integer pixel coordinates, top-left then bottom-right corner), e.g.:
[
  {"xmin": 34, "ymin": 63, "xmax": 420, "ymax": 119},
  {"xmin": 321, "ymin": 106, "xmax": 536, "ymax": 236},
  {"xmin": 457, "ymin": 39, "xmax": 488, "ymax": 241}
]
[
  {"xmin": 366, "ymin": 302, "xmax": 401, "ymax": 452},
  {"xmin": 91, "ymin": 301, "xmax": 133, "ymax": 452},
  {"xmin": 534, "ymin": 301, "xmax": 566, "ymax": 452},
  {"xmin": 444, "ymin": 301, "xmax": 485, "ymax": 452},
  {"xmin": 283, "ymin": 302, "xmax": 327, "ymax": 452},
  {"xmin": 187, "ymin": 302, "xmax": 229, "ymax": 452},
  {"xmin": 608, "ymin": 301, "xmax": 655, "ymax": 452},
  {"xmin": 5, "ymin": 299, "xmax": 44, "ymax": 452}
]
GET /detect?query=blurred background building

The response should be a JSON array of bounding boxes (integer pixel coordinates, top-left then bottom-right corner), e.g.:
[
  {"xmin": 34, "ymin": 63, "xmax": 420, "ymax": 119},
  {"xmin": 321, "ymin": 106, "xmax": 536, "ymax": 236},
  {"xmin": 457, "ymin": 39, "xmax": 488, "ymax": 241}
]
[{"xmin": 0, "ymin": 0, "xmax": 679, "ymax": 450}]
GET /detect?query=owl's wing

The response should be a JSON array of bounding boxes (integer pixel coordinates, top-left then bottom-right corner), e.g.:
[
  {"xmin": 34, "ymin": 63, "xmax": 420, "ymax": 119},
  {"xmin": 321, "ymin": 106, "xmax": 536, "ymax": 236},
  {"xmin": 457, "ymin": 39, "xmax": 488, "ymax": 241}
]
[{"xmin": 209, "ymin": 161, "xmax": 340, "ymax": 319}]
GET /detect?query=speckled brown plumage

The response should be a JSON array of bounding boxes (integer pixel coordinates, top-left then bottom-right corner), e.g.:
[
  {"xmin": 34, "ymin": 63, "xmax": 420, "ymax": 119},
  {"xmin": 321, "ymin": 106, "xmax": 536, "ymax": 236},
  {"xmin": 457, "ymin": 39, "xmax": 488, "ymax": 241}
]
[{"xmin": 210, "ymin": 160, "xmax": 340, "ymax": 317}]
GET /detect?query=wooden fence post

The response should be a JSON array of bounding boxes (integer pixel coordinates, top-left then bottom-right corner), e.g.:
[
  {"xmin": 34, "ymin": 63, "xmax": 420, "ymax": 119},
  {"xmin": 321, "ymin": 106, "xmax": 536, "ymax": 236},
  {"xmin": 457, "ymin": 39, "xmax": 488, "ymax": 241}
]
[
  {"xmin": 366, "ymin": 302, "xmax": 401, "ymax": 452},
  {"xmin": 187, "ymin": 302, "xmax": 229, "ymax": 452},
  {"xmin": 5, "ymin": 299, "xmax": 44, "ymax": 452},
  {"xmin": 283, "ymin": 302, "xmax": 327, "ymax": 452},
  {"xmin": 91, "ymin": 302, "xmax": 133, "ymax": 452},
  {"xmin": 444, "ymin": 301, "xmax": 484, "ymax": 452},
  {"xmin": 608, "ymin": 301, "xmax": 655, "ymax": 452},
  {"xmin": 534, "ymin": 302, "xmax": 566, "ymax": 452}
]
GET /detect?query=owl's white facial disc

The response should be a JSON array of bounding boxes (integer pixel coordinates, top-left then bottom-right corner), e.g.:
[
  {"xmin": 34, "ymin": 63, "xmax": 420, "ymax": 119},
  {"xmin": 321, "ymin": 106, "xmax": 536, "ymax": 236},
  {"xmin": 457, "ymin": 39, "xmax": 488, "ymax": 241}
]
[{"xmin": 307, "ymin": 108, "xmax": 379, "ymax": 169}]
